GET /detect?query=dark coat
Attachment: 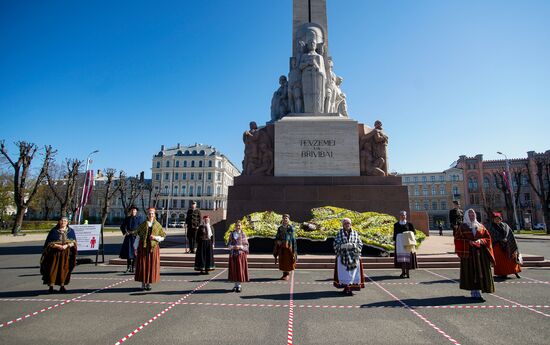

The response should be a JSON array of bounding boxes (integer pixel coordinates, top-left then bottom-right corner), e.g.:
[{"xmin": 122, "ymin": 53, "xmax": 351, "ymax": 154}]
[
  {"xmin": 119, "ymin": 215, "xmax": 142, "ymax": 259},
  {"xmin": 393, "ymin": 222, "xmax": 415, "ymax": 242},
  {"xmin": 185, "ymin": 208, "xmax": 202, "ymax": 230}
]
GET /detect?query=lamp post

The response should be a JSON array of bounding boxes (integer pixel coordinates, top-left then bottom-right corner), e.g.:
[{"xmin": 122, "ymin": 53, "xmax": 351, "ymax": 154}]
[
  {"xmin": 497, "ymin": 151, "xmax": 520, "ymax": 231},
  {"xmin": 78, "ymin": 150, "xmax": 99, "ymax": 224}
]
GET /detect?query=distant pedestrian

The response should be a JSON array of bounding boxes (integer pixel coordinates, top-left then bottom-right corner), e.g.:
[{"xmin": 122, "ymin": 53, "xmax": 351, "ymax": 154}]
[
  {"xmin": 134, "ymin": 207, "xmax": 165, "ymax": 291},
  {"xmin": 119, "ymin": 205, "xmax": 142, "ymax": 273},
  {"xmin": 438, "ymin": 223, "xmax": 443, "ymax": 236},
  {"xmin": 393, "ymin": 211, "xmax": 418, "ymax": 278},
  {"xmin": 449, "ymin": 200, "xmax": 464, "ymax": 236},
  {"xmin": 489, "ymin": 212, "xmax": 522, "ymax": 279},
  {"xmin": 40, "ymin": 216, "xmax": 77, "ymax": 294},
  {"xmin": 227, "ymin": 220, "xmax": 249, "ymax": 292},
  {"xmin": 454, "ymin": 209, "xmax": 495, "ymax": 302},
  {"xmin": 185, "ymin": 201, "xmax": 201, "ymax": 254},
  {"xmin": 333, "ymin": 218, "xmax": 365, "ymax": 295},
  {"xmin": 273, "ymin": 214, "xmax": 297, "ymax": 280},
  {"xmin": 194, "ymin": 215, "xmax": 216, "ymax": 274}
]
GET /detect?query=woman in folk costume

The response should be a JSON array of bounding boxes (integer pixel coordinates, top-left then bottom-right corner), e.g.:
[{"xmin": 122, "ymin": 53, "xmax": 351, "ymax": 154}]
[
  {"xmin": 393, "ymin": 211, "xmax": 418, "ymax": 278},
  {"xmin": 194, "ymin": 215, "xmax": 216, "ymax": 274},
  {"xmin": 119, "ymin": 205, "xmax": 142, "ymax": 273},
  {"xmin": 227, "ymin": 220, "xmax": 249, "ymax": 292},
  {"xmin": 40, "ymin": 216, "xmax": 77, "ymax": 293},
  {"xmin": 134, "ymin": 207, "xmax": 166, "ymax": 291},
  {"xmin": 333, "ymin": 218, "xmax": 365, "ymax": 296},
  {"xmin": 488, "ymin": 212, "xmax": 521, "ymax": 279},
  {"xmin": 273, "ymin": 214, "xmax": 297, "ymax": 281},
  {"xmin": 454, "ymin": 208, "xmax": 495, "ymax": 301}
]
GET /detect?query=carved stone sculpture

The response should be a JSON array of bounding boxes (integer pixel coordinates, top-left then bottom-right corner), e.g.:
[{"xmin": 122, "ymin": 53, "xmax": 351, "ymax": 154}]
[
  {"xmin": 288, "ymin": 57, "xmax": 303, "ymax": 113},
  {"xmin": 243, "ymin": 121, "xmax": 274, "ymax": 176},
  {"xmin": 299, "ymin": 28, "xmax": 326, "ymax": 113},
  {"xmin": 360, "ymin": 120, "xmax": 388, "ymax": 176},
  {"xmin": 270, "ymin": 76, "xmax": 290, "ymax": 122},
  {"xmin": 333, "ymin": 76, "xmax": 348, "ymax": 117}
]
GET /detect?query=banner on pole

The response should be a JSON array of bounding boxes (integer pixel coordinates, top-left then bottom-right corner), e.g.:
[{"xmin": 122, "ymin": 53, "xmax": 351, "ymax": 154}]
[{"xmin": 72, "ymin": 224, "xmax": 101, "ymax": 252}]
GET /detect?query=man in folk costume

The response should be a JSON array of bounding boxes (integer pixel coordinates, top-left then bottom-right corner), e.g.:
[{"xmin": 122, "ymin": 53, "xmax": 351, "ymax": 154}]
[
  {"xmin": 119, "ymin": 205, "xmax": 142, "ymax": 273},
  {"xmin": 41, "ymin": 216, "xmax": 77, "ymax": 293},
  {"xmin": 194, "ymin": 215, "xmax": 216, "ymax": 274},
  {"xmin": 393, "ymin": 211, "xmax": 418, "ymax": 278},
  {"xmin": 185, "ymin": 201, "xmax": 201, "ymax": 254},
  {"xmin": 449, "ymin": 200, "xmax": 464, "ymax": 237},
  {"xmin": 454, "ymin": 208, "xmax": 495, "ymax": 301},
  {"xmin": 273, "ymin": 214, "xmax": 297, "ymax": 280},
  {"xmin": 488, "ymin": 212, "xmax": 521, "ymax": 279},
  {"xmin": 333, "ymin": 218, "xmax": 365, "ymax": 295},
  {"xmin": 134, "ymin": 207, "xmax": 166, "ymax": 291}
]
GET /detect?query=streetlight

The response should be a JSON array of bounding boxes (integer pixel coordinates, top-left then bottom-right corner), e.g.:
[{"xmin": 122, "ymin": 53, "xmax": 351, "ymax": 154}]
[
  {"xmin": 497, "ymin": 151, "xmax": 520, "ymax": 231},
  {"xmin": 78, "ymin": 149, "xmax": 99, "ymax": 224}
]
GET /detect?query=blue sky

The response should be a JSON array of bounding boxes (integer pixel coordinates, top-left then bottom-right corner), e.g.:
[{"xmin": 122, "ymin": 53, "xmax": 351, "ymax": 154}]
[{"xmin": 1, "ymin": 0, "xmax": 549, "ymax": 176}]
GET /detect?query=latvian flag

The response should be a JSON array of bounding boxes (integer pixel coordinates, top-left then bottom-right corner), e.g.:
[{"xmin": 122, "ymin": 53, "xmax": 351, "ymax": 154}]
[{"xmin": 82, "ymin": 170, "xmax": 94, "ymax": 206}]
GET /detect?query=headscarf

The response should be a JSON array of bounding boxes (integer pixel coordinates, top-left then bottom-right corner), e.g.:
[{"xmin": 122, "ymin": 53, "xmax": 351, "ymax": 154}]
[{"xmin": 463, "ymin": 208, "xmax": 481, "ymax": 234}]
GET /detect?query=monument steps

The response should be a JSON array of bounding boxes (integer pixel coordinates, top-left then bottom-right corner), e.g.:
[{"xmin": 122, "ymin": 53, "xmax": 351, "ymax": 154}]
[{"xmin": 108, "ymin": 254, "xmax": 549, "ymax": 269}]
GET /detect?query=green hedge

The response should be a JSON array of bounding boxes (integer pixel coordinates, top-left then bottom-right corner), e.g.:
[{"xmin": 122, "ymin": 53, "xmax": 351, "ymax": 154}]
[
  {"xmin": 21, "ymin": 221, "xmax": 58, "ymax": 231},
  {"xmin": 225, "ymin": 206, "xmax": 426, "ymax": 251}
]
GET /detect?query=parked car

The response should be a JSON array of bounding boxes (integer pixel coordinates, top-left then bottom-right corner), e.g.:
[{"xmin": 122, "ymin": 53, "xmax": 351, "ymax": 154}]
[
  {"xmin": 168, "ymin": 222, "xmax": 179, "ymax": 228},
  {"xmin": 533, "ymin": 223, "xmax": 546, "ymax": 230}
]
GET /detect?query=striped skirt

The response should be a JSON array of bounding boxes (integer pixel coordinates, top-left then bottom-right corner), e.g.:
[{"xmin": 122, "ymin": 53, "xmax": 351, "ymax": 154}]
[{"xmin": 135, "ymin": 245, "xmax": 161, "ymax": 284}]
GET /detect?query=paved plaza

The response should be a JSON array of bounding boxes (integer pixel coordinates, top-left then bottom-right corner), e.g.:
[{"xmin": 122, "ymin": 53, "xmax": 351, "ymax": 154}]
[{"xmin": 0, "ymin": 237, "xmax": 549, "ymax": 345}]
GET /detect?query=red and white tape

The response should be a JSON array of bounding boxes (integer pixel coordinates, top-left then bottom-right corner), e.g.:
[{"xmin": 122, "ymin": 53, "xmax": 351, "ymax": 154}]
[{"xmin": 287, "ymin": 271, "xmax": 295, "ymax": 345}]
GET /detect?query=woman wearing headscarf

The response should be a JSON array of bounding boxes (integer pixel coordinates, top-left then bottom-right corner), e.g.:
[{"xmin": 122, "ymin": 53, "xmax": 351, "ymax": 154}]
[
  {"xmin": 40, "ymin": 216, "xmax": 78, "ymax": 293},
  {"xmin": 194, "ymin": 215, "xmax": 216, "ymax": 274},
  {"xmin": 333, "ymin": 218, "xmax": 365, "ymax": 296},
  {"xmin": 119, "ymin": 205, "xmax": 142, "ymax": 273},
  {"xmin": 393, "ymin": 211, "xmax": 418, "ymax": 278},
  {"xmin": 488, "ymin": 212, "xmax": 521, "ymax": 279},
  {"xmin": 273, "ymin": 214, "xmax": 297, "ymax": 281},
  {"xmin": 134, "ymin": 207, "xmax": 166, "ymax": 291},
  {"xmin": 227, "ymin": 220, "xmax": 249, "ymax": 292},
  {"xmin": 454, "ymin": 208, "xmax": 495, "ymax": 301}
]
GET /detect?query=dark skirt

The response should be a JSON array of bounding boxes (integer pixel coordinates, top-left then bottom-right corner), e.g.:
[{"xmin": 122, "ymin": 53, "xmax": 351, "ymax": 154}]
[
  {"xmin": 459, "ymin": 246, "xmax": 495, "ymax": 293},
  {"xmin": 194, "ymin": 239, "xmax": 215, "ymax": 271},
  {"xmin": 276, "ymin": 246, "xmax": 296, "ymax": 272},
  {"xmin": 40, "ymin": 247, "xmax": 76, "ymax": 286},
  {"xmin": 228, "ymin": 252, "xmax": 249, "ymax": 282},
  {"xmin": 393, "ymin": 252, "xmax": 418, "ymax": 269},
  {"xmin": 493, "ymin": 245, "xmax": 521, "ymax": 276},
  {"xmin": 135, "ymin": 245, "xmax": 161, "ymax": 284},
  {"xmin": 119, "ymin": 234, "xmax": 136, "ymax": 259}
]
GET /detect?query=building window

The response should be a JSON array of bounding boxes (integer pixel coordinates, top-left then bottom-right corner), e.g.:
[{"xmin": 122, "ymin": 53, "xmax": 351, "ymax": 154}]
[
  {"xmin": 207, "ymin": 172, "xmax": 212, "ymax": 180},
  {"xmin": 431, "ymin": 186, "xmax": 436, "ymax": 195},
  {"xmin": 423, "ymin": 201, "xmax": 429, "ymax": 210},
  {"xmin": 432, "ymin": 201, "xmax": 438, "ymax": 210},
  {"xmin": 191, "ymin": 161, "xmax": 195, "ymax": 167},
  {"xmin": 175, "ymin": 161, "xmax": 180, "ymax": 168},
  {"xmin": 182, "ymin": 186, "xmax": 186, "ymax": 196},
  {"xmin": 430, "ymin": 176, "xmax": 435, "ymax": 182},
  {"xmin": 198, "ymin": 173, "xmax": 203, "ymax": 180},
  {"xmin": 439, "ymin": 175, "xmax": 444, "ymax": 182},
  {"xmin": 173, "ymin": 186, "xmax": 178, "ymax": 196},
  {"xmin": 413, "ymin": 176, "xmax": 418, "ymax": 183},
  {"xmin": 183, "ymin": 161, "xmax": 187, "ymax": 167},
  {"xmin": 207, "ymin": 186, "xmax": 212, "ymax": 196},
  {"xmin": 208, "ymin": 161, "xmax": 213, "ymax": 167},
  {"xmin": 216, "ymin": 172, "xmax": 221, "ymax": 181},
  {"xmin": 415, "ymin": 201, "xmax": 420, "ymax": 210},
  {"xmin": 156, "ymin": 161, "xmax": 160, "ymax": 169},
  {"xmin": 165, "ymin": 173, "xmax": 170, "ymax": 180},
  {"xmin": 414, "ymin": 187, "xmax": 419, "ymax": 196},
  {"xmin": 216, "ymin": 186, "xmax": 221, "ymax": 196},
  {"xmin": 155, "ymin": 173, "xmax": 160, "ymax": 181},
  {"xmin": 422, "ymin": 176, "xmax": 427, "ymax": 183},
  {"xmin": 166, "ymin": 161, "xmax": 170, "ymax": 168},
  {"xmin": 452, "ymin": 186, "xmax": 459, "ymax": 196},
  {"xmin": 483, "ymin": 176, "xmax": 490, "ymax": 189},
  {"xmin": 440, "ymin": 186, "xmax": 446, "ymax": 195},
  {"xmin": 189, "ymin": 186, "xmax": 194, "ymax": 196},
  {"xmin": 182, "ymin": 173, "xmax": 187, "ymax": 180},
  {"xmin": 197, "ymin": 186, "xmax": 202, "ymax": 196},
  {"xmin": 199, "ymin": 161, "xmax": 203, "ymax": 168},
  {"xmin": 468, "ymin": 176, "xmax": 478, "ymax": 192},
  {"xmin": 423, "ymin": 187, "xmax": 428, "ymax": 196},
  {"xmin": 441, "ymin": 201, "xmax": 447, "ymax": 210},
  {"xmin": 181, "ymin": 200, "xmax": 186, "ymax": 209},
  {"xmin": 174, "ymin": 172, "xmax": 179, "ymax": 180},
  {"xmin": 405, "ymin": 177, "xmax": 410, "ymax": 183},
  {"xmin": 191, "ymin": 173, "xmax": 195, "ymax": 180}
]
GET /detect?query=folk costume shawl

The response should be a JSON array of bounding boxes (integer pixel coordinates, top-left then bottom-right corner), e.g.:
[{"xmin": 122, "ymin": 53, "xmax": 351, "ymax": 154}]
[
  {"xmin": 334, "ymin": 228, "xmax": 363, "ymax": 271},
  {"xmin": 489, "ymin": 221, "xmax": 519, "ymax": 258},
  {"xmin": 454, "ymin": 210, "xmax": 494, "ymax": 263},
  {"xmin": 135, "ymin": 220, "xmax": 166, "ymax": 251},
  {"xmin": 274, "ymin": 224, "xmax": 297, "ymax": 258},
  {"xmin": 40, "ymin": 226, "xmax": 78, "ymax": 270},
  {"xmin": 228, "ymin": 230, "xmax": 249, "ymax": 256}
]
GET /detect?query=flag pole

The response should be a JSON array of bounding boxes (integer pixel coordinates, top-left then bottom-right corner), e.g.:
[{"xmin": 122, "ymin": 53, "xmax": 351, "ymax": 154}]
[{"xmin": 78, "ymin": 150, "xmax": 99, "ymax": 224}]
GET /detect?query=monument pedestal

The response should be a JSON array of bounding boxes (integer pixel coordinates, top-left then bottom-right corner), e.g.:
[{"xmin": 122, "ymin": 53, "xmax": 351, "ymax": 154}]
[{"xmin": 226, "ymin": 175, "xmax": 409, "ymax": 224}]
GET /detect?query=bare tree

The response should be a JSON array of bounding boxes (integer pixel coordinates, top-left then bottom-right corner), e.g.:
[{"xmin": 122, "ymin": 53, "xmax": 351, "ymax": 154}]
[
  {"xmin": 140, "ymin": 181, "xmax": 156, "ymax": 214},
  {"xmin": 96, "ymin": 168, "xmax": 121, "ymax": 263},
  {"xmin": 526, "ymin": 157, "xmax": 550, "ymax": 234},
  {"xmin": 29, "ymin": 183, "xmax": 59, "ymax": 220},
  {"xmin": 46, "ymin": 158, "xmax": 82, "ymax": 220},
  {"xmin": 118, "ymin": 171, "xmax": 143, "ymax": 214},
  {"xmin": 0, "ymin": 141, "xmax": 55, "ymax": 235}
]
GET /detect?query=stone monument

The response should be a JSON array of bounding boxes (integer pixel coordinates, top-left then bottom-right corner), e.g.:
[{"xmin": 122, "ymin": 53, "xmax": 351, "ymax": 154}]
[{"xmin": 227, "ymin": 0, "xmax": 409, "ymax": 223}]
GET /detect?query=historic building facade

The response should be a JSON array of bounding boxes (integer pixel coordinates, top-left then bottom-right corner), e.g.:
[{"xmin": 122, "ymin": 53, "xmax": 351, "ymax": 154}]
[
  {"xmin": 456, "ymin": 151, "xmax": 550, "ymax": 228},
  {"xmin": 151, "ymin": 143, "xmax": 240, "ymax": 223},
  {"xmin": 399, "ymin": 168, "xmax": 464, "ymax": 229}
]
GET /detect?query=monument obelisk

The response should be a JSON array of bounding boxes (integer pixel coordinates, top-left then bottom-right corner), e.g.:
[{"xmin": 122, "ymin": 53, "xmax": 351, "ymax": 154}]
[{"xmin": 227, "ymin": 0, "xmax": 409, "ymax": 225}]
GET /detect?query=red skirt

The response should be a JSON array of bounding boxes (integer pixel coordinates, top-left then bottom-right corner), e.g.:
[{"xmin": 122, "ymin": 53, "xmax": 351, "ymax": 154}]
[
  {"xmin": 228, "ymin": 252, "xmax": 249, "ymax": 282},
  {"xmin": 493, "ymin": 245, "xmax": 521, "ymax": 276},
  {"xmin": 135, "ymin": 245, "xmax": 161, "ymax": 284}
]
